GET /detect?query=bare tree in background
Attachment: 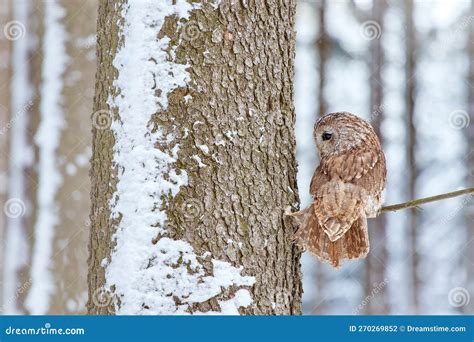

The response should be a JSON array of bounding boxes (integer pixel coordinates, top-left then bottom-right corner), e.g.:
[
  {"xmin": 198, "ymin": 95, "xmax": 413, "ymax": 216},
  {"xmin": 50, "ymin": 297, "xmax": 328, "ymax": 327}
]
[
  {"xmin": 39, "ymin": 0, "xmax": 96, "ymax": 314},
  {"xmin": 2, "ymin": 0, "xmax": 42, "ymax": 314},
  {"xmin": 405, "ymin": 0, "xmax": 420, "ymax": 313},
  {"xmin": 317, "ymin": 0, "xmax": 328, "ymax": 119},
  {"xmin": 365, "ymin": 0, "xmax": 389, "ymax": 314},
  {"xmin": 348, "ymin": 0, "xmax": 390, "ymax": 314},
  {"xmin": 2, "ymin": 0, "xmax": 95, "ymax": 315},
  {"xmin": 311, "ymin": 0, "xmax": 328, "ymax": 314},
  {"xmin": 88, "ymin": 0, "xmax": 301, "ymax": 315},
  {"xmin": 0, "ymin": 0, "xmax": 12, "ymax": 308},
  {"xmin": 465, "ymin": 0, "xmax": 474, "ymax": 314},
  {"xmin": 0, "ymin": 0, "xmax": 13, "ymax": 312}
]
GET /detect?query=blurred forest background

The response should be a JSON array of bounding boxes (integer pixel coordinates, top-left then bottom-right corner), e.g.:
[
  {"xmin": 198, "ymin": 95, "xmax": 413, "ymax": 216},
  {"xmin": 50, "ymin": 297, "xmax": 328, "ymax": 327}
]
[
  {"xmin": 296, "ymin": 0, "xmax": 474, "ymax": 314},
  {"xmin": 0, "ymin": 0, "xmax": 473, "ymax": 315}
]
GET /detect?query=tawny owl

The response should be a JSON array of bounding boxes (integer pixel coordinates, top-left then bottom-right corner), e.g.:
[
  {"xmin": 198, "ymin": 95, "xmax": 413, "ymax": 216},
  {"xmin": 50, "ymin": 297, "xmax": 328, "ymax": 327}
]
[{"xmin": 287, "ymin": 112, "xmax": 386, "ymax": 268}]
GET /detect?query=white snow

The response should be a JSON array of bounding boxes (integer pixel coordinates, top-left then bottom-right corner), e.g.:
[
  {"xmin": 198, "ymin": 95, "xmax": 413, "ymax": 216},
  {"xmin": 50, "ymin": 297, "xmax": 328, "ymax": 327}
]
[
  {"xmin": 218, "ymin": 289, "xmax": 253, "ymax": 315},
  {"xmin": 105, "ymin": 0, "xmax": 253, "ymax": 315},
  {"xmin": 192, "ymin": 155, "xmax": 206, "ymax": 168},
  {"xmin": 25, "ymin": 0, "xmax": 67, "ymax": 314},
  {"xmin": 214, "ymin": 137, "xmax": 226, "ymax": 146},
  {"xmin": 197, "ymin": 144, "xmax": 209, "ymax": 154},
  {"xmin": 224, "ymin": 130, "xmax": 238, "ymax": 140}
]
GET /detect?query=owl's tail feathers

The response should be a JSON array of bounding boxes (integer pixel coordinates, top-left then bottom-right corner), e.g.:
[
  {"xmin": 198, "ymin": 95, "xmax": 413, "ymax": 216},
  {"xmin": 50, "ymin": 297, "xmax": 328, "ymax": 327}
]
[{"xmin": 286, "ymin": 204, "xmax": 370, "ymax": 268}]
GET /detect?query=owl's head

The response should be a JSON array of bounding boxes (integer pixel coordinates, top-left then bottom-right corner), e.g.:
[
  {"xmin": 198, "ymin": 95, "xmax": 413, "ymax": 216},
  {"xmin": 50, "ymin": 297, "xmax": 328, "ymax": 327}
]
[{"xmin": 314, "ymin": 112, "xmax": 380, "ymax": 157}]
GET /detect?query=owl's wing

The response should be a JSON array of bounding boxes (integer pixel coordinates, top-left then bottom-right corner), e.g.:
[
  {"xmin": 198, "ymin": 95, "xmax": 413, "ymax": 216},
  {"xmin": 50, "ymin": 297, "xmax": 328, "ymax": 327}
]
[
  {"xmin": 313, "ymin": 180, "xmax": 364, "ymax": 241},
  {"xmin": 309, "ymin": 148, "xmax": 385, "ymax": 241},
  {"xmin": 348, "ymin": 149, "xmax": 386, "ymax": 200}
]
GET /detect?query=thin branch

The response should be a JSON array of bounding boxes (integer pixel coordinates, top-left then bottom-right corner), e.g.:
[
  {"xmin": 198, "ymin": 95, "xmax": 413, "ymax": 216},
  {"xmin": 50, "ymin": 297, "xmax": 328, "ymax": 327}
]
[{"xmin": 380, "ymin": 187, "xmax": 474, "ymax": 213}]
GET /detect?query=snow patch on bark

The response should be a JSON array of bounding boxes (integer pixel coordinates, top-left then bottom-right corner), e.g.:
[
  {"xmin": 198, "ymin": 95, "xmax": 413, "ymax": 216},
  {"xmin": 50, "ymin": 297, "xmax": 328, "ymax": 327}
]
[
  {"xmin": 25, "ymin": 0, "xmax": 67, "ymax": 314},
  {"xmin": 105, "ymin": 0, "xmax": 253, "ymax": 315},
  {"xmin": 218, "ymin": 289, "xmax": 254, "ymax": 315}
]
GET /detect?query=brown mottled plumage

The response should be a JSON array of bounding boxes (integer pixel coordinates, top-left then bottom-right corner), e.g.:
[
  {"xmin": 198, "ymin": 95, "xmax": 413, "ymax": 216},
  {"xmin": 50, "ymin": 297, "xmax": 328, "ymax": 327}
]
[{"xmin": 288, "ymin": 112, "xmax": 386, "ymax": 268}]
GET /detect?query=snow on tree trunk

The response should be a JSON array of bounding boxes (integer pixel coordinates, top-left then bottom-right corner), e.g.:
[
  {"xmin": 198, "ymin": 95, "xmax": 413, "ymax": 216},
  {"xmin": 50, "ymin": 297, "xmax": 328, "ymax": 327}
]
[
  {"xmin": 88, "ymin": 0, "xmax": 302, "ymax": 315},
  {"xmin": 2, "ymin": 0, "xmax": 41, "ymax": 314}
]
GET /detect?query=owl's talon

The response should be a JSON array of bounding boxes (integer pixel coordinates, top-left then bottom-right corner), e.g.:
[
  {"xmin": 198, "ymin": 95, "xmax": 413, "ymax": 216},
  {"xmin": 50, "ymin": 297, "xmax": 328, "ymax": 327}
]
[{"xmin": 284, "ymin": 205, "xmax": 294, "ymax": 216}]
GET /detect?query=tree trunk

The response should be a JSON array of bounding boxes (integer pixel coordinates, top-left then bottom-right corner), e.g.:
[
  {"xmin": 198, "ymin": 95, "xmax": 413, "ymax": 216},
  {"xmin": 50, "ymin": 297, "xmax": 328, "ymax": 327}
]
[
  {"xmin": 465, "ymin": 0, "xmax": 474, "ymax": 314},
  {"xmin": 88, "ymin": 0, "xmax": 301, "ymax": 315},
  {"xmin": 404, "ymin": 0, "xmax": 419, "ymax": 314},
  {"xmin": 0, "ymin": 0, "xmax": 13, "ymax": 312},
  {"xmin": 317, "ymin": 0, "xmax": 327, "ymax": 119},
  {"xmin": 312, "ymin": 0, "xmax": 327, "ymax": 314},
  {"xmin": 2, "ymin": 0, "xmax": 41, "ymax": 314},
  {"xmin": 49, "ymin": 0, "xmax": 96, "ymax": 315},
  {"xmin": 365, "ymin": 0, "xmax": 389, "ymax": 315},
  {"xmin": 25, "ymin": 0, "xmax": 97, "ymax": 314}
]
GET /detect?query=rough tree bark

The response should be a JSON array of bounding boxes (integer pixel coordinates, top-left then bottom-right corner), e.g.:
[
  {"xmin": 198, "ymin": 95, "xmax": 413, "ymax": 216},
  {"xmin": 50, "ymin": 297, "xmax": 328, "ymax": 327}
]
[
  {"xmin": 404, "ymin": 0, "xmax": 420, "ymax": 313},
  {"xmin": 88, "ymin": 0, "xmax": 302, "ymax": 315},
  {"xmin": 365, "ymin": 0, "xmax": 389, "ymax": 314}
]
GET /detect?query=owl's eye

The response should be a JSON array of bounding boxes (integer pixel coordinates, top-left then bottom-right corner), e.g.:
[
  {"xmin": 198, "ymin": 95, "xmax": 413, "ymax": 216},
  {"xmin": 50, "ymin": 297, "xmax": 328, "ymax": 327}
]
[{"xmin": 322, "ymin": 132, "xmax": 332, "ymax": 141}]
